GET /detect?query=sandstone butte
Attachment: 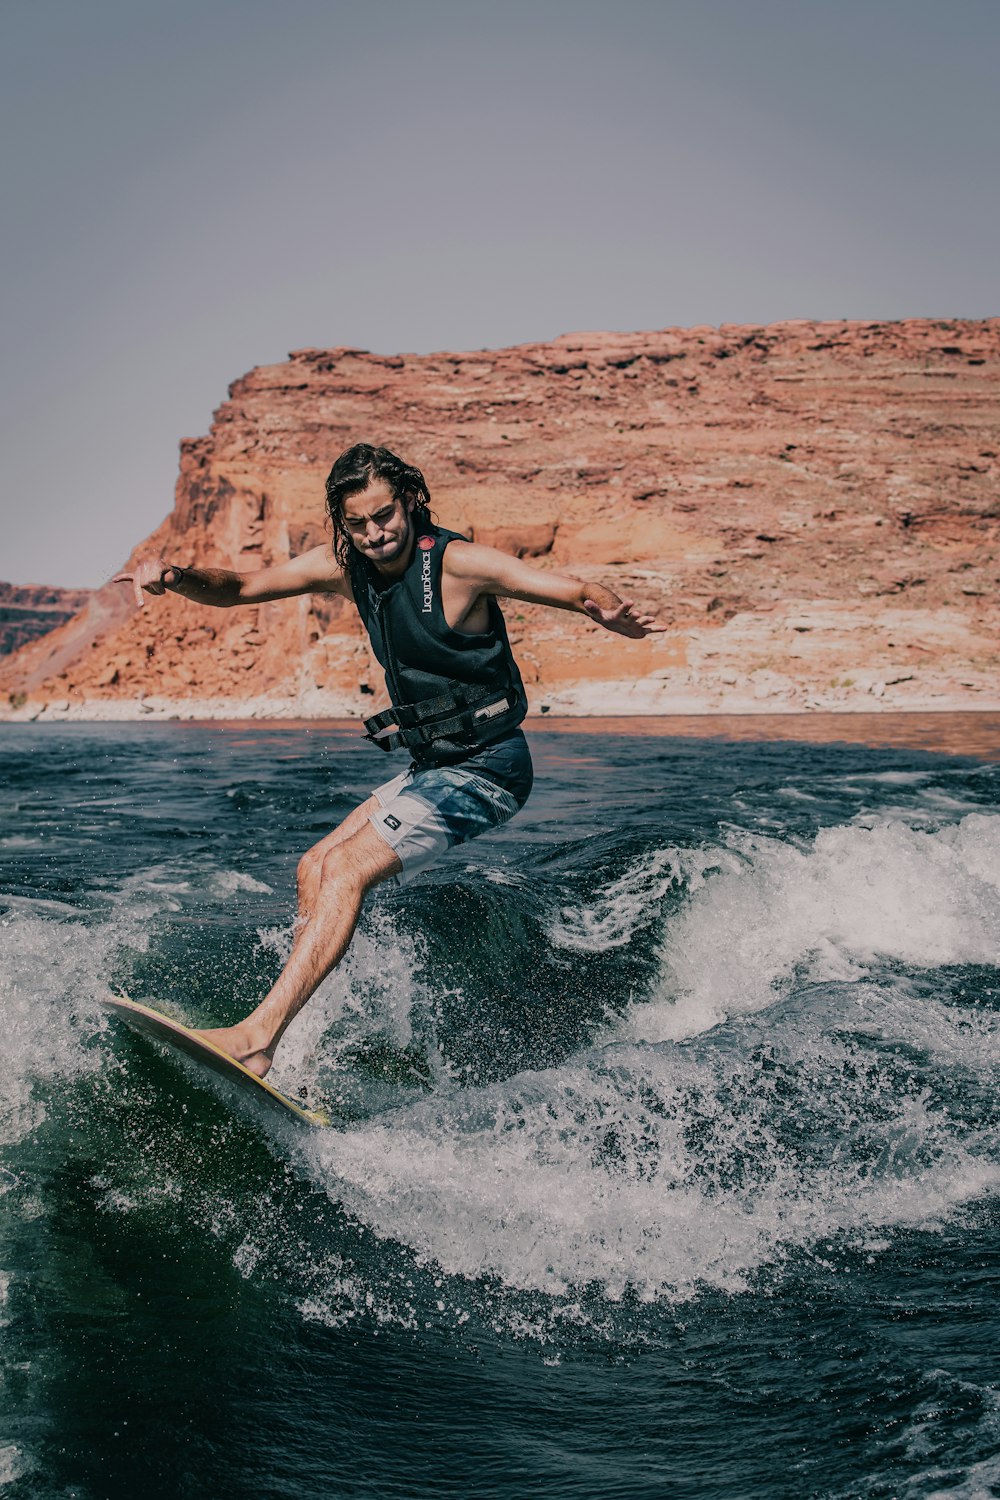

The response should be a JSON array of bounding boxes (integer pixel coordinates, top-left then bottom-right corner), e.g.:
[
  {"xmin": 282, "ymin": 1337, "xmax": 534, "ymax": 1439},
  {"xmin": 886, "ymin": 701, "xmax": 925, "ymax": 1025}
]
[{"xmin": 2, "ymin": 317, "xmax": 998, "ymax": 724}]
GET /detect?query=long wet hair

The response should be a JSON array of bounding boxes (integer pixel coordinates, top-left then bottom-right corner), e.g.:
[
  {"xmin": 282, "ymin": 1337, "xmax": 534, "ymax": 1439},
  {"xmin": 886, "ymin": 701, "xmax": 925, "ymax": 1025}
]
[{"xmin": 324, "ymin": 444, "xmax": 434, "ymax": 568}]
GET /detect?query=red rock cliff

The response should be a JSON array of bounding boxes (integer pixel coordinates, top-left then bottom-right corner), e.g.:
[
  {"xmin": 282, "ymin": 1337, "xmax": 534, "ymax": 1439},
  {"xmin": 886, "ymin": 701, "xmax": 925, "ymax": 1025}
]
[
  {"xmin": 0, "ymin": 582, "xmax": 92, "ymax": 660},
  {"xmin": 3, "ymin": 318, "xmax": 998, "ymax": 717}
]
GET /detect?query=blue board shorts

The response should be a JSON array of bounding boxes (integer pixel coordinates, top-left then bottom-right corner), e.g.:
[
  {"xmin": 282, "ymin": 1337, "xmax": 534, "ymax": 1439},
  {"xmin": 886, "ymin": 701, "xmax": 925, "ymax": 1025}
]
[{"xmin": 368, "ymin": 730, "xmax": 533, "ymax": 885}]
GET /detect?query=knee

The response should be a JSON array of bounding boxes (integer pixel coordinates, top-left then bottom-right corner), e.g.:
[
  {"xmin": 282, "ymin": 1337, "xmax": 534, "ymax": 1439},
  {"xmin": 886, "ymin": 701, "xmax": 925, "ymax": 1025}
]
[
  {"xmin": 317, "ymin": 850, "xmax": 364, "ymax": 899},
  {"xmin": 297, "ymin": 848, "xmax": 322, "ymax": 889}
]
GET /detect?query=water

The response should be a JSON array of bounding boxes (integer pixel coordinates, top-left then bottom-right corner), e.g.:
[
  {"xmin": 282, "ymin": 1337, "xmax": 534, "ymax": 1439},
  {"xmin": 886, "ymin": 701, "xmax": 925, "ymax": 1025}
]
[{"xmin": 2, "ymin": 717, "xmax": 1000, "ymax": 1499}]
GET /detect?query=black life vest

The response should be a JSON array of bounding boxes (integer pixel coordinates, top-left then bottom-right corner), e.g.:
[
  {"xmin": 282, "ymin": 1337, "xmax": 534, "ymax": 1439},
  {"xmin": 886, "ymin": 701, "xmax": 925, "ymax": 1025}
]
[{"xmin": 347, "ymin": 522, "xmax": 528, "ymax": 763}]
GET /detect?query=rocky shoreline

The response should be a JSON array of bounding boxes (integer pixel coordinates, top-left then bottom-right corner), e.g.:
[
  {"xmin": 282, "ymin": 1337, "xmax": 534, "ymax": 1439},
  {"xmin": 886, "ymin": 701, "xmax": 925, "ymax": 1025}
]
[{"xmin": 5, "ymin": 672, "xmax": 999, "ymax": 724}]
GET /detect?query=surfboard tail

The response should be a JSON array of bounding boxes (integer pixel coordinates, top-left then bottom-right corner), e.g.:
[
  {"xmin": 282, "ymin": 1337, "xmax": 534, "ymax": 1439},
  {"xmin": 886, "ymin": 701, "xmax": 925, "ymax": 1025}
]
[{"xmin": 104, "ymin": 994, "xmax": 331, "ymax": 1127}]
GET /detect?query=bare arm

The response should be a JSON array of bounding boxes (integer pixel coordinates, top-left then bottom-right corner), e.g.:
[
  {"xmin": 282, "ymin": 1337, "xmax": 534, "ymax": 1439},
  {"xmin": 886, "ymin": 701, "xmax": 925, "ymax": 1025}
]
[
  {"xmin": 444, "ymin": 543, "xmax": 664, "ymax": 638},
  {"xmin": 113, "ymin": 545, "xmax": 347, "ymax": 609}
]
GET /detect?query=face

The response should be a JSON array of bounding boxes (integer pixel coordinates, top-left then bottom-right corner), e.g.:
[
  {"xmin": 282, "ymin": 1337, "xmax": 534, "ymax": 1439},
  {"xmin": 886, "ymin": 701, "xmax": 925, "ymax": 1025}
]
[{"xmin": 341, "ymin": 479, "xmax": 415, "ymax": 568}]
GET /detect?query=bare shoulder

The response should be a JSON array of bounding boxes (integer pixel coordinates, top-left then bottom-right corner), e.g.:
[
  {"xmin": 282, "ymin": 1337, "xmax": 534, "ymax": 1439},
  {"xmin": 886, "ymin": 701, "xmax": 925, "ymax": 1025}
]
[{"xmin": 291, "ymin": 543, "xmax": 346, "ymax": 591}]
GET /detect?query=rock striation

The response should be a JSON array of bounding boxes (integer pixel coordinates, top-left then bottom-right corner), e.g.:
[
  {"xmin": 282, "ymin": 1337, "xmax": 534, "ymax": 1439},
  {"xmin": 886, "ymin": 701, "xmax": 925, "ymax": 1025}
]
[
  {"xmin": 0, "ymin": 582, "xmax": 92, "ymax": 661},
  {"xmin": 3, "ymin": 318, "xmax": 998, "ymax": 720}
]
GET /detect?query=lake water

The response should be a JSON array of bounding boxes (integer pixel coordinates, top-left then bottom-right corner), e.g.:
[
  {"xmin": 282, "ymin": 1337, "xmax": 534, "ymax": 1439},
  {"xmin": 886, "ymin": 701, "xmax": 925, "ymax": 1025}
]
[{"xmin": 2, "ymin": 716, "xmax": 1000, "ymax": 1499}]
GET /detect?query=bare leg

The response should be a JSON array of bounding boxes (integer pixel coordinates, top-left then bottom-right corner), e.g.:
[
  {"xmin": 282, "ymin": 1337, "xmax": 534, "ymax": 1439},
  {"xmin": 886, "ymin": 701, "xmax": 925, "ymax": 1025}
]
[
  {"xmin": 294, "ymin": 795, "xmax": 381, "ymax": 927},
  {"xmin": 200, "ymin": 812, "xmax": 402, "ymax": 1077}
]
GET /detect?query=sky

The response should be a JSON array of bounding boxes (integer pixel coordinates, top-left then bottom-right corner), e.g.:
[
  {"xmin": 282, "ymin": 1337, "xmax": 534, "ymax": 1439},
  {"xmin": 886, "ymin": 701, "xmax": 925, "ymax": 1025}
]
[{"xmin": 2, "ymin": 0, "xmax": 998, "ymax": 588}]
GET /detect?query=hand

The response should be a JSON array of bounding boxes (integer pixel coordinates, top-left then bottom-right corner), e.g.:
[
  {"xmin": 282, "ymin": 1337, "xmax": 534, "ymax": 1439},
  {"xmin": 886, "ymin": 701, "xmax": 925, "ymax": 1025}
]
[
  {"xmin": 582, "ymin": 598, "xmax": 666, "ymax": 638},
  {"xmin": 113, "ymin": 558, "xmax": 180, "ymax": 608}
]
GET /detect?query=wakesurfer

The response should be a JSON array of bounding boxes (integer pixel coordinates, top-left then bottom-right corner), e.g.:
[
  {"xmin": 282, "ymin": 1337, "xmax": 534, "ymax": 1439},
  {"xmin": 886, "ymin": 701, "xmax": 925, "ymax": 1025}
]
[{"xmin": 114, "ymin": 444, "xmax": 663, "ymax": 1077}]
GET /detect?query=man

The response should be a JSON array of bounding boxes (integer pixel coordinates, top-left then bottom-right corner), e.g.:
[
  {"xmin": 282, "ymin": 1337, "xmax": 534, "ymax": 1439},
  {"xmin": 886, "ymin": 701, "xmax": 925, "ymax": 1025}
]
[{"xmin": 115, "ymin": 443, "xmax": 662, "ymax": 1077}]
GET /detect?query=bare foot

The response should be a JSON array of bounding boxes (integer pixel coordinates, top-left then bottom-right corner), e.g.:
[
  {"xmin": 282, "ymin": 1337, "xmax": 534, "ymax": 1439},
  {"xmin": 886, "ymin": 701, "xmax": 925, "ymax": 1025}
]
[{"xmin": 197, "ymin": 1023, "xmax": 275, "ymax": 1079}]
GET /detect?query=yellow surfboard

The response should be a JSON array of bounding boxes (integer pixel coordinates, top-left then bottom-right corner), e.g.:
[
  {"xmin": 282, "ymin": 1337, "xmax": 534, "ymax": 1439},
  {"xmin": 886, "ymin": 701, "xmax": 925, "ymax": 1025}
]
[{"xmin": 104, "ymin": 995, "xmax": 331, "ymax": 1127}]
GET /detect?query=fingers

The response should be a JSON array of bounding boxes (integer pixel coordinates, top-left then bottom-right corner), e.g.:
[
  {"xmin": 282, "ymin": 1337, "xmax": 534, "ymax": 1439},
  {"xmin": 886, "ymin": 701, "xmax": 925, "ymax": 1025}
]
[
  {"xmin": 584, "ymin": 596, "xmax": 666, "ymax": 636},
  {"xmin": 615, "ymin": 613, "xmax": 664, "ymax": 637},
  {"xmin": 584, "ymin": 598, "xmax": 667, "ymax": 634},
  {"xmin": 114, "ymin": 558, "xmax": 171, "ymax": 608},
  {"xmin": 111, "ymin": 570, "xmax": 143, "ymax": 608},
  {"xmin": 616, "ymin": 601, "xmax": 654, "ymax": 635}
]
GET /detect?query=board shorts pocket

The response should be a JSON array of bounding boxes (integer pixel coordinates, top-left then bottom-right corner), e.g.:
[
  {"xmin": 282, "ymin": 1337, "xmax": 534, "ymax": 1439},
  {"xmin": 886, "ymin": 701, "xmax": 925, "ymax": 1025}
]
[{"xmin": 369, "ymin": 755, "xmax": 526, "ymax": 885}]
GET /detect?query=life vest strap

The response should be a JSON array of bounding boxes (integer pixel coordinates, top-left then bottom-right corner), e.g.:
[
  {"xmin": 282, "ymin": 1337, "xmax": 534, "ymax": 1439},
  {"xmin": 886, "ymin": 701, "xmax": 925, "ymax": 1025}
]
[{"xmin": 363, "ymin": 682, "xmax": 515, "ymax": 755}]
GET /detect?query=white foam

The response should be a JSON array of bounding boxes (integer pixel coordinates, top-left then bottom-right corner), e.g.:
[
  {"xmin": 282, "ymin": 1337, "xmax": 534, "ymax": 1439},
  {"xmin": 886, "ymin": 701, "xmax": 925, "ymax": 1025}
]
[
  {"xmin": 924, "ymin": 1457, "xmax": 1000, "ymax": 1500},
  {"xmin": 547, "ymin": 847, "xmax": 733, "ymax": 954},
  {"xmin": 0, "ymin": 1445, "xmax": 29, "ymax": 1488},
  {"xmin": 0, "ymin": 912, "xmax": 114, "ymax": 1147},
  {"xmin": 292, "ymin": 813, "xmax": 1000, "ymax": 1309},
  {"xmin": 264, "ymin": 907, "xmax": 431, "ymax": 1095},
  {"xmin": 627, "ymin": 813, "xmax": 1000, "ymax": 1044},
  {"xmin": 209, "ymin": 870, "xmax": 273, "ymax": 897},
  {"xmin": 95, "ymin": 858, "xmax": 274, "ymax": 912},
  {"xmin": 896, "ymin": 1374, "xmax": 1000, "ymax": 1500},
  {"xmin": 304, "ymin": 1006, "xmax": 1000, "ymax": 1305},
  {"xmin": 7, "ymin": 805, "xmax": 1000, "ymax": 1324}
]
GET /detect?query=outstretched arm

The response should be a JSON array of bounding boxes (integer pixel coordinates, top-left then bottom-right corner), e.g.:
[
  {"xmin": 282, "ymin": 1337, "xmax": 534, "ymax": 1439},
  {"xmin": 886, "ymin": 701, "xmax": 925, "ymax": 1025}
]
[
  {"xmin": 113, "ymin": 545, "xmax": 347, "ymax": 609},
  {"xmin": 444, "ymin": 543, "xmax": 665, "ymax": 638}
]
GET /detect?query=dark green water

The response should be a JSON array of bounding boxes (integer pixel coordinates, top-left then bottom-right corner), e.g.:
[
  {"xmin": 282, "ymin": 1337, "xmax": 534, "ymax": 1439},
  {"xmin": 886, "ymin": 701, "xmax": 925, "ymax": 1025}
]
[{"xmin": 2, "ymin": 720, "xmax": 1000, "ymax": 1499}]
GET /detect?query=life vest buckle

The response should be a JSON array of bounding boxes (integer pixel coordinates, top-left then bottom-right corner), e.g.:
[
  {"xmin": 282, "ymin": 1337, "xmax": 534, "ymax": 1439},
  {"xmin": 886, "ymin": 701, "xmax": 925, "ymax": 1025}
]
[{"xmin": 363, "ymin": 684, "xmax": 515, "ymax": 755}]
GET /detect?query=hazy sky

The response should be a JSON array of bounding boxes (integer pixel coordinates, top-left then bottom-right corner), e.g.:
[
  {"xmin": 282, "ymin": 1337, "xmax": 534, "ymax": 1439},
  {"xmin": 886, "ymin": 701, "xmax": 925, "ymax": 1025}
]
[{"xmin": 2, "ymin": 0, "xmax": 998, "ymax": 587}]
